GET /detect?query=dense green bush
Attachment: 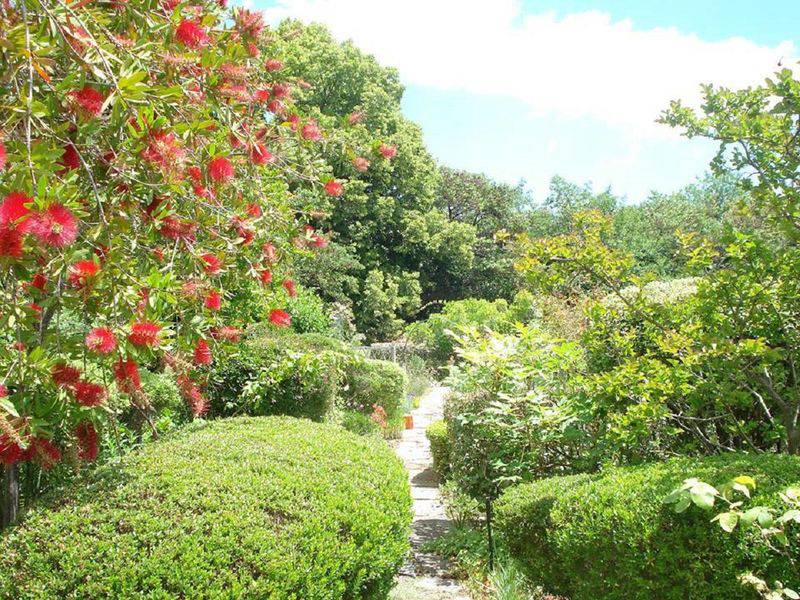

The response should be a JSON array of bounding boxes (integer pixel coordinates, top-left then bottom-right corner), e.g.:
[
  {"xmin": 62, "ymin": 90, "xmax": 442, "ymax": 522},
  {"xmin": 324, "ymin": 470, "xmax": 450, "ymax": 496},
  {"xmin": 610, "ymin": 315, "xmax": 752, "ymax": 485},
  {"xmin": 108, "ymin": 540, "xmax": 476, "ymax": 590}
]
[
  {"xmin": 426, "ymin": 419, "xmax": 451, "ymax": 479},
  {"xmin": 338, "ymin": 409, "xmax": 382, "ymax": 437},
  {"xmin": 285, "ymin": 286, "xmax": 335, "ymax": 334},
  {"xmin": 406, "ymin": 293, "xmax": 538, "ymax": 365},
  {"xmin": 0, "ymin": 417, "xmax": 412, "ymax": 599},
  {"xmin": 406, "ymin": 298, "xmax": 514, "ymax": 365},
  {"xmin": 340, "ymin": 356, "xmax": 408, "ymax": 420},
  {"xmin": 496, "ymin": 453, "xmax": 800, "ymax": 600},
  {"xmin": 208, "ymin": 337, "xmax": 339, "ymax": 421}
]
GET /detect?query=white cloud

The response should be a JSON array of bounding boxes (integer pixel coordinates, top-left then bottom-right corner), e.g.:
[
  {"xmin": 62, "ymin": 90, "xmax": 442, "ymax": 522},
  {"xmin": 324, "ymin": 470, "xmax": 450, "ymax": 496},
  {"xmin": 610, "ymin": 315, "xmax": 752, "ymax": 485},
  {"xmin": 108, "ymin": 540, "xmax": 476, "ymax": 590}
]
[{"xmin": 262, "ymin": 0, "xmax": 795, "ymax": 136}]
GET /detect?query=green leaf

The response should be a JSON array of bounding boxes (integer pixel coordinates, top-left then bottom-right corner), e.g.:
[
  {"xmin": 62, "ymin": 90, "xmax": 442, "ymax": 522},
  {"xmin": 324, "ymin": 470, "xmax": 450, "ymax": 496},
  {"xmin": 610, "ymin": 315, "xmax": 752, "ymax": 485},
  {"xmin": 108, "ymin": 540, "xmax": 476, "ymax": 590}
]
[
  {"xmin": 714, "ymin": 512, "xmax": 738, "ymax": 532},
  {"xmin": 690, "ymin": 482, "xmax": 718, "ymax": 509}
]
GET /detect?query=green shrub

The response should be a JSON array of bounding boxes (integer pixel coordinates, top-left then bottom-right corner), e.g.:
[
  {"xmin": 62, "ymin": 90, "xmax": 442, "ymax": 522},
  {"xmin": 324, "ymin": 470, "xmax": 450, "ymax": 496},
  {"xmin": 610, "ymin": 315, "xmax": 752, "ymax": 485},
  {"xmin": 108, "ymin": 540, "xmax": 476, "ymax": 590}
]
[
  {"xmin": 341, "ymin": 356, "xmax": 407, "ymax": 420},
  {"xmin": 285, "ymin": 286, "xmax": 334, "ymax": 334},
  {"xmin": 495, "ymin": 453, "xmax": 800, "ymax": 600},
  {"xmin": 406, "ymin": 298, "xmax": 516, "ymax": 365},
  {"xmin": 0, "ymin": 417, "xmax": 412, "ymax": 599},
  {"xmin": 338, "ymin": 409, "xmax": 381, "ymax": 437},
  {"xmin": 208, "ymin": 338, "xmax": 339, "ymax": 421},
  {"xmin": 426, "ymin": 419, "xmax": 451, "ymax": 479}
]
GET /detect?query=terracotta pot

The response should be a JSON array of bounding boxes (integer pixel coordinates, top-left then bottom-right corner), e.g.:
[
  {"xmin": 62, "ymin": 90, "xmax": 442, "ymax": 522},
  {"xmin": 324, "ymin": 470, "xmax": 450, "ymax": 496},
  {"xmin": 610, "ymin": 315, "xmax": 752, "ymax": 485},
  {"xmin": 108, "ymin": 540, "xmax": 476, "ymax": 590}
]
[{"xmin": 404, "ymin": 414, "xmax": 414, "ymax": 429}]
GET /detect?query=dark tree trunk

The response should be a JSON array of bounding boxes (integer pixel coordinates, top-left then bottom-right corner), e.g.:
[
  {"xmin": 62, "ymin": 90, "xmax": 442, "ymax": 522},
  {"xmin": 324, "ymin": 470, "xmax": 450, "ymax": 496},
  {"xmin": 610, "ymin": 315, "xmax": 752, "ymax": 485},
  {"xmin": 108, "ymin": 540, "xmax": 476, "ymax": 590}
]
[
  {"xmin": 485, "ymin": 498, "xmax": 495, "ymax": 571},
  {"xmin": 2, "ymin": 463, "xmax": 19, "ymax": 530}
]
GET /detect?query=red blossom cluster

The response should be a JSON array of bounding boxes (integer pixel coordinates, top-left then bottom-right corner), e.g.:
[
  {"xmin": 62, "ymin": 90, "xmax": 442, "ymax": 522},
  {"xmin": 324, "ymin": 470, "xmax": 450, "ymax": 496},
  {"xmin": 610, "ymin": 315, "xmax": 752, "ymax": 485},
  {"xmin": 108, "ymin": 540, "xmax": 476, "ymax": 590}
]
[{"xmin": 0, "ymin": 0, "xmax": 382, "ymax": 474}]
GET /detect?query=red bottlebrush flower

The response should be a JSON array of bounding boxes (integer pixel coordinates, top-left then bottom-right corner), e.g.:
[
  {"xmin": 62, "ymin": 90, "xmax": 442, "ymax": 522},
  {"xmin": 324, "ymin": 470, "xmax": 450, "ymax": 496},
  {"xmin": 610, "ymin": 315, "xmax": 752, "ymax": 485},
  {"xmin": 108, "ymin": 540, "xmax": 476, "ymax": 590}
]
[
  {"xmin": 262, "ymin": 242, "xmax": 278, "ymax": 265},
  {"xmin": 0, "ymin": 141, "xmax": 6, "ymax": 170},
  {"xmin": 379, "ymin": 143, "xmax": 398, "ymax": 159},
  {"xmin": 187, "ymin": 166, "xmax": 203, "ymax": 182},
  {"xmin": 200, "ymin": 252, "xmax": 222, "ymax": 274},
  {"xmin": 30, "ymin": 273, "xmax": 47, "ymax": 291},
  {"xmin": 311, "ymin": 234, "xmax": 328, "ymax": 248},
  {"xmin": 177, "ymin": 374, "xmax": 208, "ymax": 417},
  {"xmin": 254, "ymin": 89, "xmax": 271, "ymax": 103},
  {"xmin": 347, "ymin": 111, "xmax": 365, "ymax": 125},
  {"xmin": 370, "ymin": 403, "xmax": 388, "ymax": 429},
  {"xmin": 114, "ymin": 357, "xmax": 141, "ymax": 393},
  {"xmin": 0, "ymin": 191, "xmax": 34, "ymax": 229},
  {"xmin": 193, "ymin": 185, "xmax": 213, "ymax": 200},
  {"xmin": 246, "ymin": 203, "xmax": 262, "ymax": 218},
  {"xmin": 234, "ymin": 8, "xmax": 265, "ymax": 38},
  {"xmin": 68, "ymin": 86, "xmax": 106, "ymax": 118},
  {"xmin": 271, "ymin": 83, "xmax": 290, "ymax": 99},
  {"xmin": 74, "ymin": 380, "xmax": 107, "ymax": 407},
  {"xmin": 269, "ymin": 309, "xmax": 291, "ymax": 327},
  {"xmin": 30, "ymin": 204, "xmax": 79, "ymax": 248},
  {"xmin": 301, "ymin": 122, "xmax": 322, "ymax": 141},
  {"xmin": 258, "ymin": 268, "xmax": 273, "ymax": 285},
  {"xmin": 204, "ymin": 290, "xmax": 222, "ymax": 311},
  {"xmin": 85, "ymin": 327, "xmax": 117, "ymax": 354},
  {"xmin": 128, "ymin": 321, "xmax": 161, "ymax": 347},
  {"xmin": 247, "ymin": 42, "xmax": 260, "ymax": 57},
  {"xmin": 143, "ymin": 195, "xmax": 167, "ymax": 217},
  {"xmin": 210, "ymin": 325, "xmax": 242, "ymax": 342},
  {"xmin": 0, "ymin": 226, "xmax": 23, "ymax": 259},
  {"xmin": 30, "ymin": 437, "xmax": 61, "ymax": 469},
  {"xmin": 265, "ymin": 59, "xmax": 283, "ymax": 72},
  {"xmin": 59, "ymin": 144, "xmax": 81, "ymax": 173},
  {"xmin": 218, "ymin": 84, "xmax": 250, "ymax": 102},
  {"xmin": 219, "ymin": 63, "xmax": 248, "ymax": 82},
  {"xmin": 324, "ymin": 180, "xmax": 344, "ymax": 197},
  {"xmin": 68, "ymin": 260, "xmax": 100, "ymax": 288},
  {"xmin": 250, "ymin": 143, "xmax": 274, "ymax": 166},
  {"xmin": 175, "ymin": 20, "xmax": 209, "ymax": 49},
  {"xmin": 141, "ymin": 131, "xmax": 186, "ymax": 174},
  {"xmin": 208, "ymin": 156, "xmax": 234, "ymax": 183},
  {"xmin": 180, "ymin": 279, "xmax": 204, "ymax": 300},
  {"xmin": 75, "ymin": 423, "xmax": 98, "ymax": 461},
  {"xmin": 0, "ymin": 384, "xmax": 6, "ymax": 397},
  {"xmin": 0, "ymin": 435, "xmax": 26, "ymax": 466},
  {"xmin": 353, "ymin": 157, "xmax": 370, "ymax": 172},
  {"xmin": 53, "ymin": 363, "xmax": 81, "ymax": 388},
  {"xmin": 267, "ymin": 100, "xmax": 284, "ymax": 115},
  {"xmin": 282, "ymin": 279, "xmax": 297, "ymax": 297},
  {"xmin": 193, "ymin": 339, "xmax": 212, "ymax": 366},
  {"xmin": 159, "ymin": 216, "xmax": 197, "ymax": 241}
]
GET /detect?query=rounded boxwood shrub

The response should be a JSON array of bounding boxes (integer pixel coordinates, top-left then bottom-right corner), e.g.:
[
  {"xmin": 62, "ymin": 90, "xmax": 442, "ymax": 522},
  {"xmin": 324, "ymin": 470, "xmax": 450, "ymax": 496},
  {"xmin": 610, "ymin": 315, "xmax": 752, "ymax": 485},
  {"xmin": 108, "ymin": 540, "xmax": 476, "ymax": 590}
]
[
  {"xmin": 495, "ymin": 453, "xmax": 800, "ymax": 600},
  {"xmin": 0, "ymin": 417, "xmax": 412, "ymax": 599},
  {"xmin": 341, "ymin": 356, "xmax": 408, "ymax": 420},
  {"xmin": 426, "ymin": 419, "xmax": 451, "ymax": 479},
  {"xmin": 208, "ymin": 337, "xmax": 339, "ymax": 421}
]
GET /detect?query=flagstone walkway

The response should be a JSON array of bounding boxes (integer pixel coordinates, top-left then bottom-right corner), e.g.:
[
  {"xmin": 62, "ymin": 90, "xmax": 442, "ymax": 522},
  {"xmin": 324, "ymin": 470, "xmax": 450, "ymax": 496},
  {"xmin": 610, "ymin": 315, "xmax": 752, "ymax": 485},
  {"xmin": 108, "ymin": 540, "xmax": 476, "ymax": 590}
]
[{"xmin": 390, "ymin": 386, "xmax": 469, "ymax": 600}]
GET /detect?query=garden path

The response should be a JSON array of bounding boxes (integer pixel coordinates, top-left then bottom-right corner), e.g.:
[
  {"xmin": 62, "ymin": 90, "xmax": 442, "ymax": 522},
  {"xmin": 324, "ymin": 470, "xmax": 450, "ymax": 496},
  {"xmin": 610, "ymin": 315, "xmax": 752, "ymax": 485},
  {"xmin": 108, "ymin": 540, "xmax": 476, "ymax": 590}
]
[{"xmin": 390, "ymin": 386, "xmax": 470, "ymax": 600}]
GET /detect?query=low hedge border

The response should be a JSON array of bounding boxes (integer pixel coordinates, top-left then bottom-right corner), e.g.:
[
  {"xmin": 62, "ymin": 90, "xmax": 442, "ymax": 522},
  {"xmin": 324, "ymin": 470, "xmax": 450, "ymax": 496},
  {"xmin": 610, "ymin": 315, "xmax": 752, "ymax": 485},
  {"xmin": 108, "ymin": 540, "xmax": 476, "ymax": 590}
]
[
  {"xmin": 495, "ymin": 453, "xmax": 800, "ymax": 600},
  {"xmin": 0, "ymin": 417, "xmax": 412, "ymax": 599},
  {"xmin": 426, "ymin": 419, "xmax": 451, "ymax": 479}
]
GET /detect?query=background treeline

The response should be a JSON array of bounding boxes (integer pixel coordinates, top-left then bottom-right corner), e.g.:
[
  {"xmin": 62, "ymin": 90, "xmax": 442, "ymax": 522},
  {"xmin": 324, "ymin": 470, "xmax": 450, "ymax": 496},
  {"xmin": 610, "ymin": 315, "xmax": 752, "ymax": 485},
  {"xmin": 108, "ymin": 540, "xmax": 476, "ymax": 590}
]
[{"xmin": 276, "ymin": 21, "xmax": 751, "ymax": 342}]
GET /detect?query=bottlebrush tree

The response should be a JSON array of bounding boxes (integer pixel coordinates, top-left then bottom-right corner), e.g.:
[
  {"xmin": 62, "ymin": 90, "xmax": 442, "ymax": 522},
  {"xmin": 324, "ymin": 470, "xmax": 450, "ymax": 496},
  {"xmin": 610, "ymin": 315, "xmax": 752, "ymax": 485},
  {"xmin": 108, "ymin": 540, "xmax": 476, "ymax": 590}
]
[{"xmin": 0, "ymin": 0, "xmax": 364, "ymax": 524}]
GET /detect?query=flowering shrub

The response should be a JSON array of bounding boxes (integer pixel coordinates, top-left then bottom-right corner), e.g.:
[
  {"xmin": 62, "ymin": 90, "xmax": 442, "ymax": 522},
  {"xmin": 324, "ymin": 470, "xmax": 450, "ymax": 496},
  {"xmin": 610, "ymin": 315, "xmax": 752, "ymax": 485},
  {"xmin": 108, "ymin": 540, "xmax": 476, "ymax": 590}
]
[{"xmin": 0, "ymin": 0, "xmax": 376, "ymax": 511}]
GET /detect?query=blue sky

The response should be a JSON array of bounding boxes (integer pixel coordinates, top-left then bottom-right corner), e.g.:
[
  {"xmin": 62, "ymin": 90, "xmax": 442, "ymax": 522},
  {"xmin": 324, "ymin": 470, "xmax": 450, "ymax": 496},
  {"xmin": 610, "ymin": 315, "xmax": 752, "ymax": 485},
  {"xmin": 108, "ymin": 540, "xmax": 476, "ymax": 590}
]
[{"xmin": 256, "ymin": 1, "xmax": 798, "ymax": 203}]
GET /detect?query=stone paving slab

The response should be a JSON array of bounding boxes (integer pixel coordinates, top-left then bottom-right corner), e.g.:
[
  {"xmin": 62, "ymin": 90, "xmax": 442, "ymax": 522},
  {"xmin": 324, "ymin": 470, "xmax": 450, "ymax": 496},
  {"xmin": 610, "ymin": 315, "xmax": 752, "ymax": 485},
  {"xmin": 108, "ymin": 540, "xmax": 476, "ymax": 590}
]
[{"xmin": 390, "ymin": 386, "xmax": 470, "ymax": 600}]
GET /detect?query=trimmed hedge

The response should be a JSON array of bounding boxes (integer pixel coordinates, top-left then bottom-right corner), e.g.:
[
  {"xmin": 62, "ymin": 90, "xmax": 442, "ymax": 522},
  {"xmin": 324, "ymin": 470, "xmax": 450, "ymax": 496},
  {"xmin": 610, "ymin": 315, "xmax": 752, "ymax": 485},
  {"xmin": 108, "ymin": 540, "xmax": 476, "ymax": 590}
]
[
  {"xmin": 426, "ymin": 419, "xmax": 451, "ymax": 479},
  {"xmin": 341, "ymin": 356, "xmax": 408, "ymax": 420},
  {"xmin": 208, "ymin": 337, "xmax": 339, "ymax": 421},
  {"xmin": 495, "ymin": 453, "xmax": 800, "ymax": 600},
  {"xmin": 0, "ymin": 417, "xmax": 412, "ymax": 599}
]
